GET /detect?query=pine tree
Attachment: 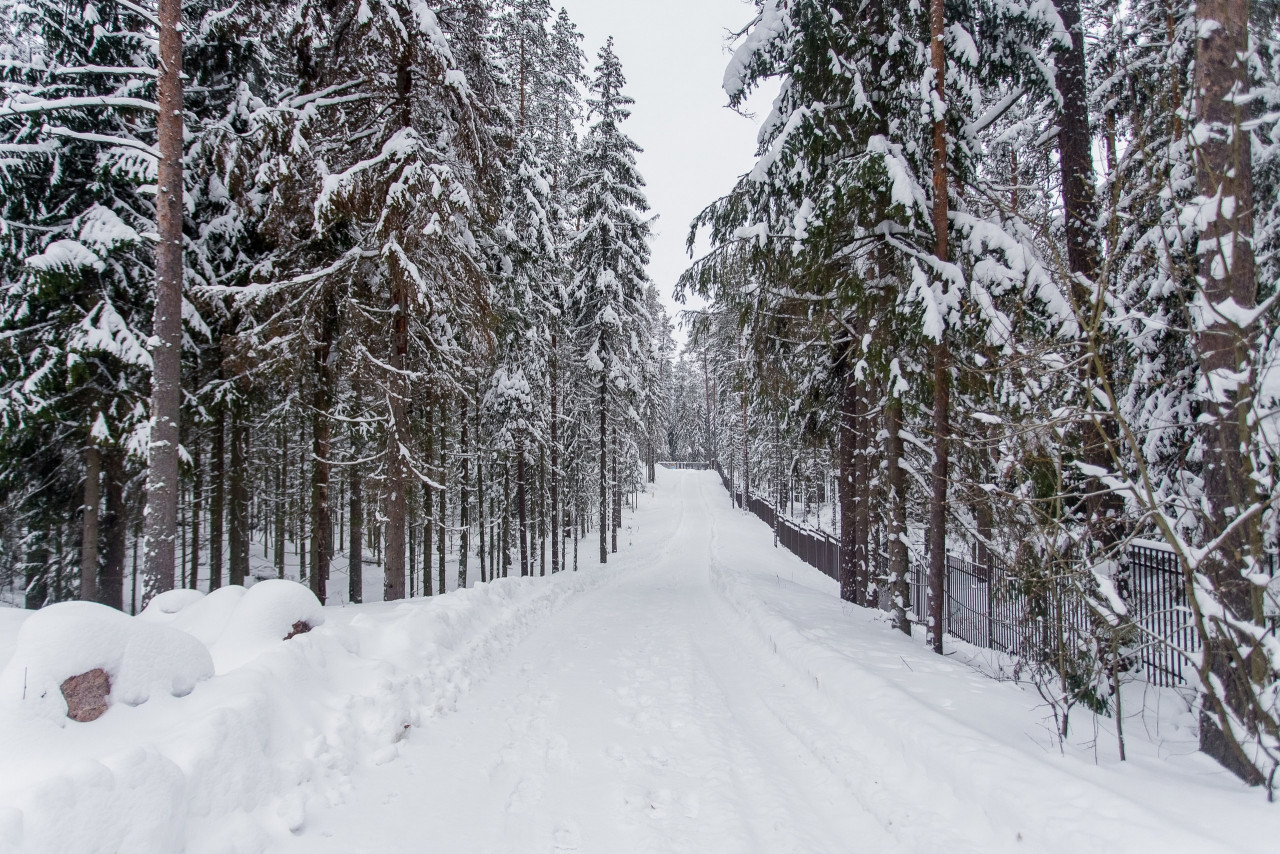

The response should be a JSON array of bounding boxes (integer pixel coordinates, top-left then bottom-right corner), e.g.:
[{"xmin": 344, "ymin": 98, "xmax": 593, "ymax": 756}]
[{"xmin": 570, "ymin": 38, "xmax": 651, "ymax": 566}]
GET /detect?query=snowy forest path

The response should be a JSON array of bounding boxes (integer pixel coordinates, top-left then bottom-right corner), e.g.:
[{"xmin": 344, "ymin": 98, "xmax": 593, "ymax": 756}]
[{"xmin": 274, "ymin": 470, "xmax": 901, "ymax": 853}]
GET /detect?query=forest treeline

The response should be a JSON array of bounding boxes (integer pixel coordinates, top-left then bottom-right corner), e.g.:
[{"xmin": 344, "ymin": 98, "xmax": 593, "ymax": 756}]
[
  {"xmin": 0, "ymin": 3, "xmax": 681, "ymax": 615},
  {"xmin": 680, "ymin": 0, "xmax": 1280, "ymax": 784}
]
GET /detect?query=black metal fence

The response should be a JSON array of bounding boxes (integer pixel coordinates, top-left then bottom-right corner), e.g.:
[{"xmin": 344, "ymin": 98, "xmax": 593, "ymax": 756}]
[
  {"xmin": 708, "ymin": 461, "xmax": 1279, "ymax": 689},
  {"xmin": 657, "ymin": 461, "xmax": 713, "ymax": 470}
]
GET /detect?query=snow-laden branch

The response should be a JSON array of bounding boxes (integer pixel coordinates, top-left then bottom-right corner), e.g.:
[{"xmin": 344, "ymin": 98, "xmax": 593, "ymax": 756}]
[{"xmin": 0, "ymin": 95, "xmax": 159, "ymax": 117}]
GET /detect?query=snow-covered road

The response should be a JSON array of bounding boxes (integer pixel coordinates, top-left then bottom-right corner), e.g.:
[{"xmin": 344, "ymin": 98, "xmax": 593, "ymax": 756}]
[
  {"xmin": 271, "ymin": 470, "xmax": 1275, "ymax": 854},
  {"xmin": 278, "ymin": 467, "xmax": 898, "ymax": 854},
  {"xmin": 4, "ymin": 469, "xmax": 1274, "ymax": 853}
]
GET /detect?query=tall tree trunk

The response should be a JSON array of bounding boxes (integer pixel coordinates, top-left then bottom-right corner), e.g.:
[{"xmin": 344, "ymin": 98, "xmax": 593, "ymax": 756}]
[
  {"xmin": 438, "ymin": 400, "xmax": 447, "ymax": 595},
  {"xmin": 349, "ymin": 460, "xmax": 363, "ymax": 604},
  {"xmin": 886, "ymin": 394, "xmax": 910, "ymax": 634},
  {"xmin": 142, "ymin": 0, "xmax": 185, "ymax": 604},
  {"xmin": 503, "ymin": 461, "xmax": 512, "ymax": 576},
  {"xmin": 459, "ymin": 405, "xmax": 470, "ymax": 589},
  {"xmin": 99, "ymin": 449, "xmax": 126, "ymax": 609},
  {"xmin": 1192, "ymin": 0, "xmax": 1265, "ymax": 786},
  {"xmin": 550, "ymin": 337, "xmax": 560, "ymax": 573},
  {"xmin": 190, "ymin": 436, "xmax": 201, "ymax": 588},
  {"xmin": 927, "ymin": 0, "xmax": 950, "ymax": 656},
  {"xmin": 425, "ymin": 406, "xmax": 434, "ymax": 595},
  {"xmin": 1055, "ymin": 0, "xmax": 1124, "ymax": 552},
  {"xmin": 209, "ymin": 405, "xmax": 225, "ymax": 590},
  {"xmin": 611, "ymin": 423, "xmax": 619, "ymax": 554},
  {"xmin": 518, "ymin": 441, "xmax": 529, "ymax": 576},
  {"xmin": 308, "ymin": 288, "xmax": 338, "ymax": 603},
  {"xmin": 274, "ymin": 427, "xmax": 285, "ymax": 577},
  {"xmin": 478, "ymin": 450, "xmax": 487, "ymax": 584},
  {"xmin": 838, "ymin": 355, "xmax": 857, "ymax": 603},
  {"xmin": 384, "ymin": 59, "xmax": 412, "ymax": 602},
  {"xmin": 80, "ymin": 443, "xmax": 101, "ymax": 602},
  {"xmin": 853, "ymin": 378, "xmax": 870, "ymax": 606},
  {"xmin": 228, "ymin": 404, "xmax": 249, "ymax": 586},
  {"xmin": 599, "ymin": 375, "xmax": 608, "ymax": 564},
  {"xmin": 24, "ymin": 530, "xmax": 48, "ymax": 609}
]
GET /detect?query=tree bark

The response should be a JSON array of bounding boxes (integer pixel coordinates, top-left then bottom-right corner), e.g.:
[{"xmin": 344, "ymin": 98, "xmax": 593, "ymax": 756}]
[
  {"xmin": 838, "ymin": 355, "xmax": 857, "ymax": 603},
  {"xmin": 886, "ymin": 394, "xmax": 910, "ymax": 633},
  {"xmin": 349, "ymin": 460, "xmax": 363, "ymax": 604},
  {"xmin": 80, "ymin": 443, "xmax": 101, "ymax": 602},
  {"xmin": 142, "ymin": 0, "xmax": 185, "ymax": 604},
  {"xmin": 853, "ymin": 377, "xmax": 870, "ymax": 606},
  {"xmin": 1192, "ymin": 0, "xmax": 1264, "ymax": 786},
  {"xmin": 190, "ymin": 436, "xmax": 201, "ymax": 588},
  {"xmin": 599, "ymin": 374, "xmax": 608, "ymax": 565},
  {"xmin": 611, "ymin": 422, "xmax": 619, "ymax": 554},
  {"xmin": 459, "ymin": 404, "xmax": 470, "ymax": 589},
  {"xmin": 438, "ymin": 400, "xmax": 447, "ymax": 594},
  {"xmin": 1054, "ymin": 0, "xmax": 1124, "ymax": 552},
  {"xmin": 228, "ymin": 404, "xmax": 249, "ymax": 586},
  {"xmin": 99, "ymin": 449, "xmax": 126, "ymax": 609},
  {"xmin": 209, "ymin": 404, "xmax": 225, "ymax": 590},
  {"xmin": 927, "ymin": 0, "xmax": 950, "ymax": 656},
  {"xmin": 274, "ymin": 427, "xmax": 285, "ymax": 577},
  {"xmin": 550, "ymin": 337, "xmax": 560, "ymax": 573}
]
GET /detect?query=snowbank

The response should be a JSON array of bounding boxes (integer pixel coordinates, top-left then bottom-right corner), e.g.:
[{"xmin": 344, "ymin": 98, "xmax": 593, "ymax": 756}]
[
  {"xmin": 704, "ymin": 476, "xmax": 1278, "ymax": 854},
  {"xmin": 0, "ymin": 601, "xmax": 213, "ymax": 724},
  {"xmin": 0, "ymin": 572, "xmax": 611, "ymax": 853}
]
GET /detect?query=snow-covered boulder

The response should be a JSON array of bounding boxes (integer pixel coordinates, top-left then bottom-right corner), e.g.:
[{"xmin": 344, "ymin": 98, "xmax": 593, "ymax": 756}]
[
  {"xmin": 0, "ymin": 601, "xmax": 213, "ymax": 724},
  {"xmin": 209, "ymin": 579, "xmax": 325, "ymax": 671}
]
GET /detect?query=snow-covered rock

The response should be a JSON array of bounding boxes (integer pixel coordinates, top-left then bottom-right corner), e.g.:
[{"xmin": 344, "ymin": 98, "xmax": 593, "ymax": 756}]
[
  {"xmin": 0, "ymin": 601, "xmax": 213, "ymax": 724},
  {"xmin": 210, "ymin": 579, "xmax": 325, "ymax": 671}
]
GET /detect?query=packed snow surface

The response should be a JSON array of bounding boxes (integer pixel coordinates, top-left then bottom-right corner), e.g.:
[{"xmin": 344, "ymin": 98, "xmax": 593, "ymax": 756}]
[{"xmin": 1, "ymin": 470, "xmax": 1277, "ymax": 853}]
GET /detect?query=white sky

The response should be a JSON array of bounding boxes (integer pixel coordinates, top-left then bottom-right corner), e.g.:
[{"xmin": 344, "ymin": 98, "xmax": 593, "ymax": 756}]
[{"xmin": 556, "ymin": 0, "xmax": 773, "ymax": 339}]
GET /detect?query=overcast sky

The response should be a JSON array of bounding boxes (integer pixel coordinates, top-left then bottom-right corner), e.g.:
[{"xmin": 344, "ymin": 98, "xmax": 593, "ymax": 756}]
[{"xmin": 556, "ymin": 0, "xmax": 771, "ymax": 339}]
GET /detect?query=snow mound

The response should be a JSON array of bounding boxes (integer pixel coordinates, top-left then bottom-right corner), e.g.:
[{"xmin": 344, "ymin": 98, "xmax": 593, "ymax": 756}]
[
  {"xmin": 210, "ymin": 579, "xmax": 325, "ymax": 671},
  {"xmin": 0, "ymin": 602, "xmax": 213, "ymax": 724},
  {"xmin": 138, "ymin": 588, "xmax": 205, "ymax": 621},
  {"xmin": 162, "ymin": 585, "xmax": 246, "ymax": 648}
]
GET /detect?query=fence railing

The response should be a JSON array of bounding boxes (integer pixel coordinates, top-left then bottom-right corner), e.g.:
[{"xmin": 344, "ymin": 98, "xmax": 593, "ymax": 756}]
[
  {"xmin": 657, "ymin": 460, "xmax": 713, "ymax": 470},
  {"xmin": 710, "ymin": 462, "xmax": 1276, "ymax": 689}
]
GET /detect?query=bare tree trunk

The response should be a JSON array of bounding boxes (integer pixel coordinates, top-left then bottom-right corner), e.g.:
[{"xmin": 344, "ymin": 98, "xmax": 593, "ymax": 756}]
[
  {"xmin": 228, "ymin": 404, "xmax": 249, "ymax": 586},
  {"xmin": 438, "ymin": 400, "xmax": 447, "ymax": 594},
  {"xmin": 853, "ymin": 378, "xmax": 870, "ymax": 606},
  {"xmin": 478, "ymin": 448, "xmax": 487, "ymax": 584},
  {"xmin": 349, "ymin": 459, "xmax": 363, "ymax": 604},
  {"xmin": 459, "ymin": 404, "xmax": 470, "ymax": 589},
  {"xmin": 927, "ymin": 0, "xmax": 950, "ymax": 656},
  {"xmin": 1055, "ymin": 0, "xmax": 1124, "ymax": 551},
  {"xmin": 142, "ymin": 0, "xmax": 185, "ymax": 604},
  {"xmin": 424, "ymin": 407, "xmax": 434, "ymax": 595},
  {"xmin": 611, "ymin": 423, "xmax": 619, "ymax": 554},
  {"xmin": 838, "ymin": 356, "xmax": 857, "ymax": 603},
  {"xmin": 518, "ymin": 441, "xmax": 529, "ymax": 576},
  {"xmin": 886, "ymin": 395, "xmax": 910, "ymax": 634},
  {"xmin": 1192, "ymin": 0, "xmax": 1265, "ymax": 786},
  {"xmin": 209, "ymin": 405, "xmax": 225, "ymax": 590},
  {"xmin": 599, "ymin": 374, "xmax": 608, "ymax": 565},
  {"xmin": 274, "ymin": 427, "xmax": 285, "ymax": 577},
  {"xmin": 383, "ymin": 59, "xmax": 412, "ymax": 602},
  {"xmin": 80, "ymin": 443, "xmax": 101, "ymax": 601},
  {"xmin": 550, "ymin": 337, "xmax": 560, "ymax": 573},
  {"xmin": 190, "ymin": 437, "xmax": 201, "ymax": 588},
  {"xmin": 99, "ymin": 449, "xmax": 126, "ymax": 609}
]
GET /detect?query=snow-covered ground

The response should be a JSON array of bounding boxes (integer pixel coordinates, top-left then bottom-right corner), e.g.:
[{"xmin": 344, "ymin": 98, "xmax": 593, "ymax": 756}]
[{"xmin": 1, "ymin": 469, "xmax": 1276, "ymax": 853}]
